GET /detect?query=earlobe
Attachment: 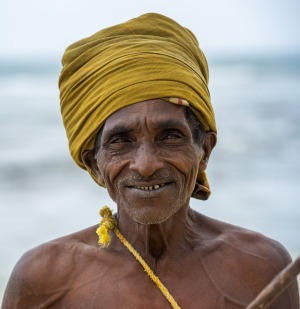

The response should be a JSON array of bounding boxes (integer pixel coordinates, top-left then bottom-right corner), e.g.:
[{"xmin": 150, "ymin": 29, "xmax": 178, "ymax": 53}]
[
  {"xmin": 81, "ymin": 150, "xmax": 105, "ymax": 186},
  {"xmin": 82, "ymin": 149, "xmax": 97, "ymax": 173},
  {"xmin": 199, "ymin": 132, "xmax": 217, "ymax": 172},
  {"xmin": 199, "ymin": 157, "xmax": 208, "ymax": 172}
]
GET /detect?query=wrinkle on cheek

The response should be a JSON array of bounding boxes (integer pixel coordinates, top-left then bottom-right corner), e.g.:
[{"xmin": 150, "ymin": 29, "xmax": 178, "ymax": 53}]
[
  {"xmin": 98, "ymin": 153, "xmax": 127, "ymax": 193},
  {"xmin": 172, "ymin": 148, "xmax": 201, "ymax": 192}
]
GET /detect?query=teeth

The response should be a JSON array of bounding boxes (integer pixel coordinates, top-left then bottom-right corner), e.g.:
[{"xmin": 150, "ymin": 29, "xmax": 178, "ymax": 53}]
[{"xmin": 135, "ymin": 184, "xmax": 165, "ymax": 191}]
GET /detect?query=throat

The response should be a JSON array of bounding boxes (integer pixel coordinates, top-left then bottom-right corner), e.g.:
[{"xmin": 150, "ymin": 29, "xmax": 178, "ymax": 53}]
[
  {"xmin": 117, "ymin": 206, "xmax": 196, "ymax": 261},
  {"xmin": 146, "ymin": 224, "xmax": 168, "ymax": 258}
]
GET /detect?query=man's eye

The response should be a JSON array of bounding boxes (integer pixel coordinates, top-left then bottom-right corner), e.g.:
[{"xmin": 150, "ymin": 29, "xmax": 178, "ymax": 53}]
[
  {"xmin": 111, "ymin": 138, "xmax": 124, "ymax": 143},
  {"xmin": 166, "ymin": 133, "xmax": 181, "ymax": 139},
  {"xmin": 159, "ymin": 131, "xmax": 184, "ymax": 142},
  {"xmin": 110, "ymin": 137, "xmax": 130, "ymax": 144},
  {"xmin": 104, "ymin": 136, "xmax": 133, "ymax": 151}
]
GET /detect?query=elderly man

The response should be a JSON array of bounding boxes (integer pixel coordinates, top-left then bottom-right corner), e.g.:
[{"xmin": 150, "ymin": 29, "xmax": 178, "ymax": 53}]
[{"xmin": 2, "ymin": 13, "xmax": 299, "ymax": 309}]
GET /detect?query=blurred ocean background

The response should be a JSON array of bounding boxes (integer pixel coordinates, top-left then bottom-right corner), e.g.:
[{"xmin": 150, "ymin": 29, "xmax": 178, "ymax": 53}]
[{"xmin": 0, "ymin": 53, "xmax": 299, "ymax": 302}]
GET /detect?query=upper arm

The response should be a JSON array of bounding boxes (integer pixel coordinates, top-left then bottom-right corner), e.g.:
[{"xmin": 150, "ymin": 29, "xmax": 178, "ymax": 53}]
[
  {"xmin": 1, "ymin": 241, "xmax": 72, "ymax": 309},
  {"xmin": 247, "ymin": 235, "xmax": 300, "ymax": 309},
  {"xmin": 2, "ymin": 250, "xmax": 42, "ymax": 309},
  {"xmin": 266, "ymin": 250, "xmax": 299, "ymax": 309},
  {"xmin": 219, "ymin": 227, "xmax": 300, "ymax": 309}
]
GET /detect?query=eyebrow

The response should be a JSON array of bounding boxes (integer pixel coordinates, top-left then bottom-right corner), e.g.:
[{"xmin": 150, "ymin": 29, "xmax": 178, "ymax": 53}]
[
  {"xmin": 102, "ymin": 125, "xmax": 133, "ymax": 140},
  {"xmin": 153, "ymin": 119, "xmax": 188, "ymax": 130}
]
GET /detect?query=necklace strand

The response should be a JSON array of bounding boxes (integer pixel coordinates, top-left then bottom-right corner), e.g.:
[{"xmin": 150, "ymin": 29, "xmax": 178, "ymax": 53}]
[{"xmin": 97, "ymin": 206, "xmax": 181, "ymax": 309}]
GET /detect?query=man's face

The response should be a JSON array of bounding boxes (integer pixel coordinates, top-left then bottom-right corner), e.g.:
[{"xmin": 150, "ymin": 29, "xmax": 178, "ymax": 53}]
[{"xmin": 94, "ymin": 99, "xmax": 204, "ymax": 224}]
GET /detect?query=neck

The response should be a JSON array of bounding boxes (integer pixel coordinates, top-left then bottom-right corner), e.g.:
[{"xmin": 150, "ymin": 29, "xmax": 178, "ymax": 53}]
[{"xmin": 115, "ymin": 204, "xmax": 198, "ymax": 260}]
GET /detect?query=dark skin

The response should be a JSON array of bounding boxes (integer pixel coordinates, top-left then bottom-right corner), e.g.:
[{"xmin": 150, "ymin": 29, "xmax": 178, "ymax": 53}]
[{"xmin": 2, "ymin": 100, "xmax": 299, "ymax": 309}]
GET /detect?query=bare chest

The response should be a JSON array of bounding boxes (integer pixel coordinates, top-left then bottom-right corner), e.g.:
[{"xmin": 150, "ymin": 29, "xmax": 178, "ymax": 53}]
[{"xmin": 42, "ymin": 256, "xmax": 256, "ymax": 309}]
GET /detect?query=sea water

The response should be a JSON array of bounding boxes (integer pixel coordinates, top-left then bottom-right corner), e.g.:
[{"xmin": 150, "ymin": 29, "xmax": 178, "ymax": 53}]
[{"xmin": 0, "ymin": 54, "xmax": 299, "ymax": 301}]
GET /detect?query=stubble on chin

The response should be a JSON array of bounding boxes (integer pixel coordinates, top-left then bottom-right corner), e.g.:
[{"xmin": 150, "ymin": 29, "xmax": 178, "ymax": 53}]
[{"xmin": 118, "ymin": 195, "xmax": 184, "ymax": 225}]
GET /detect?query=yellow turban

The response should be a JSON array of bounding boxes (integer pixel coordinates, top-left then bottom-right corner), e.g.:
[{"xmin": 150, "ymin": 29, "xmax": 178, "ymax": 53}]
[{"xmin": 59, "ymin": 13, "xmax": 217, "ymax": 200}]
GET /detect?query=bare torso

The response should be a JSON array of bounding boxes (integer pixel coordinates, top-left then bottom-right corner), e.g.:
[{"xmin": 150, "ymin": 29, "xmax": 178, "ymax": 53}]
[{"xmin": 2, "ymin": 210, "xmax": 299, "ymax": 309}]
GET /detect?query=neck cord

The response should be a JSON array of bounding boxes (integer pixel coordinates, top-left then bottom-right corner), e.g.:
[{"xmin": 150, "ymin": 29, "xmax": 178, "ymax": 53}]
[{"xmin": 96, "ymin": 206, "xmax": 181, "ymax": 309}]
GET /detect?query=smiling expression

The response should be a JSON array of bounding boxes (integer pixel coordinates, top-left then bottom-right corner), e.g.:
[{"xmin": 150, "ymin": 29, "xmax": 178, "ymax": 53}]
[{"xmin": 94, "ymin": 99, "xmax": 205, "ymax": 224}]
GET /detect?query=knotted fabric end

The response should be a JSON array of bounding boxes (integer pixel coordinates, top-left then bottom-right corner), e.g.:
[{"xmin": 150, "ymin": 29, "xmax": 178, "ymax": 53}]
[{"xmin": 96, "ymin": 206, "xmax": 117, "ymax": 248}]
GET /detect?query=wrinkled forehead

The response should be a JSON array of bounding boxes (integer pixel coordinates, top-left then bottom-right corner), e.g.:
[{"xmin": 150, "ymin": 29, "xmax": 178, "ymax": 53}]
[{"xmin": 102, "ymin": 99, "xmax": 188, "ymax": 132}]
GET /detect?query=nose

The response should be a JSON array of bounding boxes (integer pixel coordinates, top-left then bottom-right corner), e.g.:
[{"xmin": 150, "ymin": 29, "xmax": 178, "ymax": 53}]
[{"xmin": 129, "ymin": 142, "xmax": 164, "ymax": 177}]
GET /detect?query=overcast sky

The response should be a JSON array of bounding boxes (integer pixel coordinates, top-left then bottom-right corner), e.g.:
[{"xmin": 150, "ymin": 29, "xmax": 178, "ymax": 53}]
[{"xmin": 1, "ymin": 0, "xmax": 300, "ymax": 58}]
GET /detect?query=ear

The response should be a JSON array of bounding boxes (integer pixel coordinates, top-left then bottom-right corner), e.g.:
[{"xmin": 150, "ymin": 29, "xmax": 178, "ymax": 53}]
[
  {"xmin": 81, "ymin": 149, "xmax": 104, "ymax": 185},
  {"xmin": 198, "ymin": 132, "xmax": 217, "ymax": 172}
]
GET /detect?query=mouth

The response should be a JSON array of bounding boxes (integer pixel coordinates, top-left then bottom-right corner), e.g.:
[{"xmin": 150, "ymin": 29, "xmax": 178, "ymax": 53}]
[
  {"xmin": 128, "ymin": 181, "xmax": 173, "ymax": 192},
  {"xmin": 134, "ymin": 183, "xmax": 166, "ymax": 191}
]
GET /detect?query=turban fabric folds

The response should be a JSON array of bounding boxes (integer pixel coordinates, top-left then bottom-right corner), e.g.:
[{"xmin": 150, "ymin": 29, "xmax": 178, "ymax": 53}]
[{"xmin": 59, "ymin": 13, "xmax": 217, "ymax": 200}]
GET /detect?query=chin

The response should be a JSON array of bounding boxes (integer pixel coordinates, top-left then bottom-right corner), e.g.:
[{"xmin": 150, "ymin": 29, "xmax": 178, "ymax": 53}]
[{"xmin": 121, "ymin": 200, "xmax": 183, "ymax": 225}]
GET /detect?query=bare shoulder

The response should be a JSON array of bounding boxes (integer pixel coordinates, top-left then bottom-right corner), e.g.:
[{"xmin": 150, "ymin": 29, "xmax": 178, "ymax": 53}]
[
  {"xmin": 193, "ymin": 211, "xmax": 300, "ymax": 308},
  {"xmin": 1, "ymin": 225, "xmax": 100, "ymax": 308},
  {"xmin": 219, "ymin": 219, "xmax": 292, "ymax": 269},
  {"xmin": 194, "ymin": 211, "xmax": 292, "ymax": 270}
]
